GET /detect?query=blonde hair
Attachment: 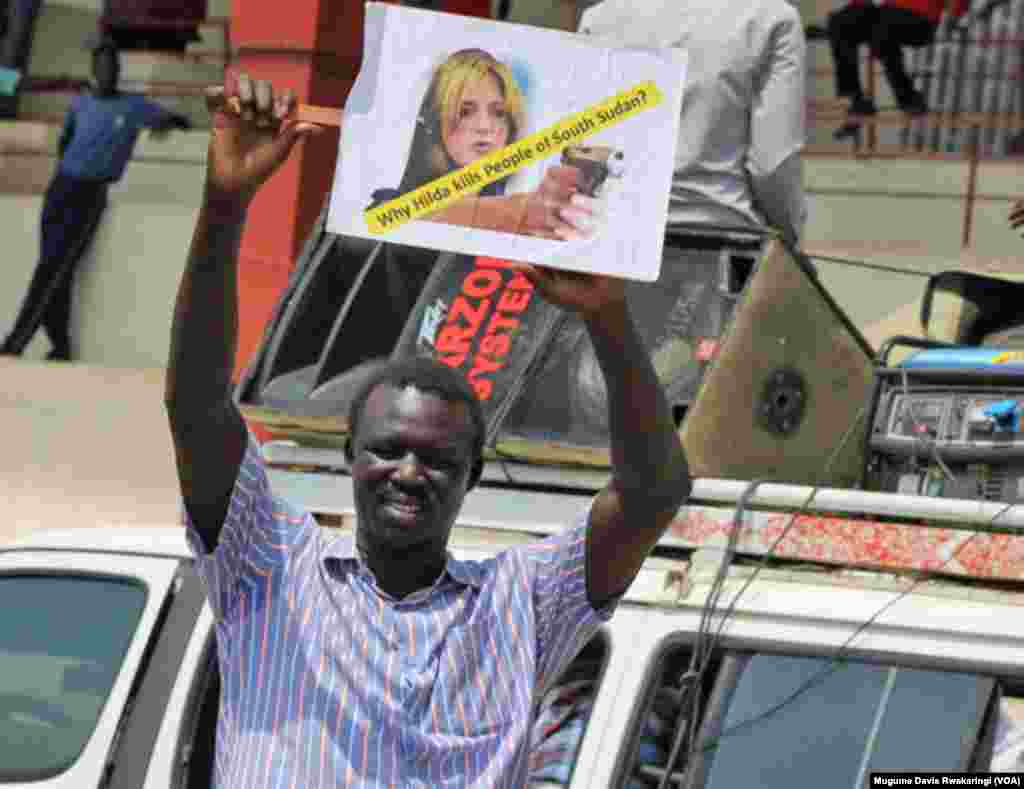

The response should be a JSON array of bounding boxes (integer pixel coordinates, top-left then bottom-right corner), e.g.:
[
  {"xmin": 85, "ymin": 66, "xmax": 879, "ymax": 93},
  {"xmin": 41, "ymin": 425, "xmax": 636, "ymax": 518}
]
[{"xmin": 424, "ymin": 49, "xmax": 526, "ymax": 177}]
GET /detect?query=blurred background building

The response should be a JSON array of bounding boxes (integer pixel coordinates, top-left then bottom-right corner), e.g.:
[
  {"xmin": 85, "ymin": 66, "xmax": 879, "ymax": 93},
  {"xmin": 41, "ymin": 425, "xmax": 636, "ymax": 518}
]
[{"xmin": 0, "ymin": 0, "xmax": 1021, "ymax": 369}]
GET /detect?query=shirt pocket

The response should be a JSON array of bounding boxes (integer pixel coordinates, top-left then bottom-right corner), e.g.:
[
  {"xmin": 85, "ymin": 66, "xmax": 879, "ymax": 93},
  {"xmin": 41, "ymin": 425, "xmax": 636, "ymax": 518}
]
[{"xmin": 429, "ymin": 633, "xmax": 528, "ymax": 738}]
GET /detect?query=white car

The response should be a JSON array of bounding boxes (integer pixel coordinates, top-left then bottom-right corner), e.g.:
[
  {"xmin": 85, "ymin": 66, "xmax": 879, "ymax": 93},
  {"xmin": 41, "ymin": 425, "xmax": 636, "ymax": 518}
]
[{"xmin": 4, "ymin": 462, "xmax": 1023, "ymax": 788}]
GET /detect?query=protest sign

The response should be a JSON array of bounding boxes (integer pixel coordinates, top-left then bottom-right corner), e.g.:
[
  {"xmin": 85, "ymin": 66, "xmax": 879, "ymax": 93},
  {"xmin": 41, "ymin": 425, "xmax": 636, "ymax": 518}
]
[{"xmin": 326, "ymin": 2, "xmax": 687, "ymax": 282}]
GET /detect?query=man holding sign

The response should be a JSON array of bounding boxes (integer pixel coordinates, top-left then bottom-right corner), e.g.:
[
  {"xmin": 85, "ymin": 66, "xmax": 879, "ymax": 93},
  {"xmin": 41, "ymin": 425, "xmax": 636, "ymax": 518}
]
[
  {"xmin": 328, "ymin": 3, "xmax": 687, "ymax": 282},
  {"xmin": 577, "ymin": 0, "xmax": 806, "ymax": 247},
  {"xmin": 164, "ymin": 72, "xmax": 690, "ymax": 787}
]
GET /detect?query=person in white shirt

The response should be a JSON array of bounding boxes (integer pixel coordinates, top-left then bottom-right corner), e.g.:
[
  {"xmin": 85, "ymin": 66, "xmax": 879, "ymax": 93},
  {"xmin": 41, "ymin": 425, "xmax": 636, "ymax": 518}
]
[{"xmin": 575, "ymin": 0, "xmax": 807, "ymax": 249}]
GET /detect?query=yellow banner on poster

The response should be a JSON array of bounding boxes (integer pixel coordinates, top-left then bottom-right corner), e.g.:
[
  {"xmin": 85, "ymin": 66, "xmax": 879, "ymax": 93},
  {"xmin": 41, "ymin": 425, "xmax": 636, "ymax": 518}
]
[{"xmin": 364, "ymin": 81, "xmax": 662, "ymax": 235}]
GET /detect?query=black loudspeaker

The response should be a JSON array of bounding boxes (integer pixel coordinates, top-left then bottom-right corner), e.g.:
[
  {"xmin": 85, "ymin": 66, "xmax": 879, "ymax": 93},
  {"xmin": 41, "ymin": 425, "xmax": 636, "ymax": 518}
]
[
  {"xmin": 390, "ymin": 252, "xmax": 567, "ymax": 441},
  {"xmin": 680, "ymin": 240, "xmax": 875, "ymax": 488},
  {"xmin": 920, "ymin": 270, "xmax": 1024, "ymax": 348},
  {"xmin": 238, "ymin": 214, "xmax": 871, "ymax": 490},
  {"xmin": 240, "ymin": 222, "xmax": 762, "ymax": 461},
  {"xmin": 240, "ymin": 233, "xmax": 441, "ymax": 439}
]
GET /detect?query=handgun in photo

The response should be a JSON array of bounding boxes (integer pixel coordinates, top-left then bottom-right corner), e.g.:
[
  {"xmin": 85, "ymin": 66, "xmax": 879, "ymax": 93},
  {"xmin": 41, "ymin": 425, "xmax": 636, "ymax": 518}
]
[{"xmin": 561, "ymin": 145, "xmax": 625, "ymax": 198}]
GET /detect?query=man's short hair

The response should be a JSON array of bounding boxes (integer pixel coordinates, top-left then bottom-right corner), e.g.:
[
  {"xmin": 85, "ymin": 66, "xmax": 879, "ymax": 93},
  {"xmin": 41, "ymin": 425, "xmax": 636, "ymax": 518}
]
[{"xmin": 346, "ymin": 356, "xmax": 486, "ymax": 463}]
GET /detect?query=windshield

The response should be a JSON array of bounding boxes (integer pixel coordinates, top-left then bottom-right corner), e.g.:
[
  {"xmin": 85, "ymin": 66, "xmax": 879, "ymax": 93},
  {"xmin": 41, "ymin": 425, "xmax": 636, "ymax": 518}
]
[
  {"xmin": 0, "ymin": 574, "xmax": 147, "ymax": 782},
  {"xmin": 694, "ymin": 653, "xmax": 995, "ymax": 788}
]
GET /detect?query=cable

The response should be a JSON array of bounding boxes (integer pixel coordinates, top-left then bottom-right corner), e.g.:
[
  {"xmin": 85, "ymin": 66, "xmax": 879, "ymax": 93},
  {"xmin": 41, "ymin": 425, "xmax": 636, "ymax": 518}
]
[
  {"xmin": 808, "ymin": 253, "xmax": 934, "ymax": 279},
  {"xmin": 681, "ymin": 486, "xmax": 1017, "ymax": 762},
  {"xmin": 649, "ymin": 355, "xmax": 868, "ymax": 785},
  {"xmin": 656, "ymin": 479, "xmax": 763, "ymax": 789},
  {"xmin": 898, "ymin": 367, "xmax": 959, "ymax": 487},
  {"xmin": 688, "ymin": 405, "xmax": 868, "ymax": 687},
  {"xmin": 647, "ymin": 403, "xmax": 858, "ymax": 781},
  {"xmin": 694, "ymin": 332, "xmax": 974, "ymax": 681},
  {"xmin": 689, "ymin": 515, "xmax": 1002, "ymax": 758}
]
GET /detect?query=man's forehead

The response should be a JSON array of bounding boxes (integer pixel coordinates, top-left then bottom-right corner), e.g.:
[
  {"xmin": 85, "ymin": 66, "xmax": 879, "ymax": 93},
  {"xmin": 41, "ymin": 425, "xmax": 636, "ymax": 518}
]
[{"xmin": 362, "ymin": 383, "xmax": 475, "ymax": 436}]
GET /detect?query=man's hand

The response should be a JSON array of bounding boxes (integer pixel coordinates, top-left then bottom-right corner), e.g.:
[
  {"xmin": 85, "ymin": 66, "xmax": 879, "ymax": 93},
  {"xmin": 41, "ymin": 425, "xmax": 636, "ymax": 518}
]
[
  {"xmin": 204, "ymin": 72, "xmax": 322, "ymax": 208},
  {"xmin": 1010, "ymin": 200, "xmax": 1024, "ymax": 238},
  {"xmin": 514, "ymin": 264, "xmax": 626, "ymax": 320}
]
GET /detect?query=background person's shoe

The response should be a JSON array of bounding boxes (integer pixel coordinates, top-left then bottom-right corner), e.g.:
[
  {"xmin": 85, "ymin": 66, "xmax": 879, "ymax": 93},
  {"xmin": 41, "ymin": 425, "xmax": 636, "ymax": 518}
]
[{"xmin": 46, "ymin": 347, "xmax": 72, "ymax": 362}]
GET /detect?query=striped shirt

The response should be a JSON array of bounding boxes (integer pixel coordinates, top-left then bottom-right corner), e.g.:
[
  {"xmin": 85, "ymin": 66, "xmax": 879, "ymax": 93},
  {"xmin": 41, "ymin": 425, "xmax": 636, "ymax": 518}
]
[{"xmin": 185, "ymin": 436, "xmax": 615, "ymax": 788}]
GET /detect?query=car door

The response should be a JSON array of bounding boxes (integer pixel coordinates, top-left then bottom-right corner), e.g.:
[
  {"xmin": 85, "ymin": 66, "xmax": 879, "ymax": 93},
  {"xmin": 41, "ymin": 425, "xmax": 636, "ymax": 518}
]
[{"xmin": 0, "ymin": 549, "xmax": 180, "ymax": 789}]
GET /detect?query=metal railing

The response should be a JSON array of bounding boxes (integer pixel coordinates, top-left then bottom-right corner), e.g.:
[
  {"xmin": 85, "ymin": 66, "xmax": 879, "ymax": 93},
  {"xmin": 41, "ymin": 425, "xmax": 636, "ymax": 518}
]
[
  {"xmin": 808, "ymin": 15, "xmax": 1024, "ymax": 159},
  {"xmin": 805, "ymin": 9, "xmax": 1024, "ymax": 247}
]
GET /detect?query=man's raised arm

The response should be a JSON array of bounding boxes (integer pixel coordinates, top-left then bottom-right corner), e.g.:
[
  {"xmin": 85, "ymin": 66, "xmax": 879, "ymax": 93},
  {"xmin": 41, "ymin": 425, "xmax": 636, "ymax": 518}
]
[
  {"xmin": 517, "ymin": 267, "xmax": 692, "ymax": 608},
  {"xmin": 164, "ymin": 73, "xmax": 320, "ymax": 542}
]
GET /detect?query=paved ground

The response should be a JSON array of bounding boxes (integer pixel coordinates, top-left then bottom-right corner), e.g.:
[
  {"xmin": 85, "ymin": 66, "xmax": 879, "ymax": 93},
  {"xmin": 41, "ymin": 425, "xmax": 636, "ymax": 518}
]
[
  {"xmin": 805, "ymin": 242, "xmax": 1024, "ymax": 348},
  {"xmin": 1, "ymin": 360, "xmax": 180, "ymax": 542}
]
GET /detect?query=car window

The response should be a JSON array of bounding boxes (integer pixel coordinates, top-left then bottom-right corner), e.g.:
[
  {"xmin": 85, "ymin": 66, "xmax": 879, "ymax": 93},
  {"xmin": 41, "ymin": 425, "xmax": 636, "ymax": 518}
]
[
  {"xmin": 992, "ymin": 696, "xmax": 1024, "ymax": 772},
  {"xmin": 528, "ymin": 632, "xmax": 609, "ymax": 787},
  {"xmin": 615, "ymin": 639, "xmax": 715, "ymax": 788},
  {"xmin": 617, "ymin": 645, "xmax": 998, "ymax": 788},
  {"xmin": 690, "ymin": 654, "xmax": 994, "ymax": 787},
  {"xmin": 0, "ymin": 574, "xmax": 147, "ymax": 782}
]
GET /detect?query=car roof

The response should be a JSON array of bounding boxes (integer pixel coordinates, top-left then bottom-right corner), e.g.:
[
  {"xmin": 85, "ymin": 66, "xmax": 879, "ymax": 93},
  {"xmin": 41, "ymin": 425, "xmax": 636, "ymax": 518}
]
[{"xmin": 2, "ymin": 524, "xmax": 192, "ymax": 558}]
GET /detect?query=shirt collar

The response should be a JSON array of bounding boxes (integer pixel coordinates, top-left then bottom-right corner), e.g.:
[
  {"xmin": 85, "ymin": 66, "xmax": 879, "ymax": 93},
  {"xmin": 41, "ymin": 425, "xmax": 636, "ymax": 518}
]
[{"xmin": 322, "ymin": 534, "xmax": 482, "ymax": 590}]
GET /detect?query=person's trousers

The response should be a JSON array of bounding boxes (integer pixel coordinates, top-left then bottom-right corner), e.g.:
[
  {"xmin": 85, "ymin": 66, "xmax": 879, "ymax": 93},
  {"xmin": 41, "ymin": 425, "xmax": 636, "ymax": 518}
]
[
  {"xmin": 0, "ymin": 0, "xmax": 44, "ymax": 66},
  {"xmin": 1, "ymin": 172, "xmax": 108, "ymax": 356},
  {"xmin": 828, "ymin": 3, "xmax": 936, "ymax": 106}
]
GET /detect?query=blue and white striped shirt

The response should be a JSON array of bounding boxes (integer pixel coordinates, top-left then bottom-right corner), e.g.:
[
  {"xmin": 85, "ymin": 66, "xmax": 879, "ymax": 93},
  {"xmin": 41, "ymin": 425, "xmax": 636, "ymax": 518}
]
[{"xmin": 185, "ymin": 436, "xmax": 614, "ymax": 788}]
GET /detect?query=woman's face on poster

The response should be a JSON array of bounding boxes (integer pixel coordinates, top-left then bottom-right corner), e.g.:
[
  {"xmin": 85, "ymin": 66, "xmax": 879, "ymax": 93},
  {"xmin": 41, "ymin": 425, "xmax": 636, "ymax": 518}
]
[{"xmin": 445, "ymin": 72, "xmax": 511, "ymax": 168}]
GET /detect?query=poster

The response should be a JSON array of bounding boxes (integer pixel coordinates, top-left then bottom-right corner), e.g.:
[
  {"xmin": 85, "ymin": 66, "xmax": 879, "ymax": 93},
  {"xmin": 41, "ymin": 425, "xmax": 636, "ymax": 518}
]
[{"xmin": 327, "ymin": 3, "xmax": 687, "ymax": 282}]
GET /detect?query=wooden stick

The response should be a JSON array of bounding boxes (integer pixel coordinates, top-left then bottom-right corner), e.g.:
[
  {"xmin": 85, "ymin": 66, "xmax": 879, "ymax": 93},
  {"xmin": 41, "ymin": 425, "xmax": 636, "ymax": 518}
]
[
  {"xmin": 295, "ymin": 104, "xmax": 342, "ymax": 127},
  {"xmin": 219, "ymin": 95, "xmax": 342, "ymax": 127}
]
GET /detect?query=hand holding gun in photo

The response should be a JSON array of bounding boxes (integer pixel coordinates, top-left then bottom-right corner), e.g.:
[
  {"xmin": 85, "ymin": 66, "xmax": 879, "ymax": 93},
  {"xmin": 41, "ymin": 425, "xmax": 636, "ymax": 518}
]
[
  {"xmin": 542, "ymin": 144, "xmax": 625, "ymax": 242},
  {"xmin": 562, "ymin": 145, "xmax": 625, "ymax": 198},
  {"xmin": 519, "ymin": 164, "xmax": 598, "ymax": 241},
  {"xmin": 406, "ymin": 162, "xmax": 606, "ymax": 241}
]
